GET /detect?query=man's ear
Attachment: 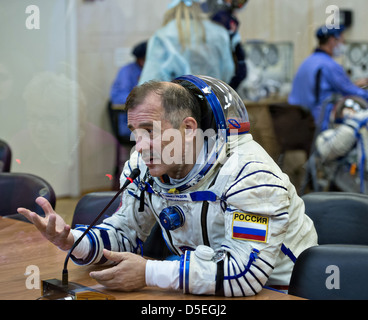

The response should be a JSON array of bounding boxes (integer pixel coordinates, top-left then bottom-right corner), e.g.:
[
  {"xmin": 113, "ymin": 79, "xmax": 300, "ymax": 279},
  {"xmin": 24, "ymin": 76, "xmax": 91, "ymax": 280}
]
[
  {"xmin": 182, "ymin": 117, "xmax": 199, "ymax": 163},
  {"xmin": 182, "ymin": 117, "xmax": 198, "ymax": 138}
]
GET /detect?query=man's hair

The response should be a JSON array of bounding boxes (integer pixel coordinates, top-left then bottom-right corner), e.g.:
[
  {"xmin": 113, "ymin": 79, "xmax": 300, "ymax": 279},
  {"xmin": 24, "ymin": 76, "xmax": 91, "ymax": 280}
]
[
  {"xmin": 316, "ymin": 26, "xmax": 344, "ymax": 46},
  {"xmin": 318, "ymin": 35, "xmax": 335, "ymax": 46},
  {"xmin": 125, "ymin": 80, "xmax": 202, "ymax": 129}
]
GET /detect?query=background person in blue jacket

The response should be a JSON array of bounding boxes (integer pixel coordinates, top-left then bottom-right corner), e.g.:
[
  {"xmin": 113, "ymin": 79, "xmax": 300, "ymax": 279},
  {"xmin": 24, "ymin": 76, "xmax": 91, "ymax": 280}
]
[
  {"xmin": 288, "ymin": 25, "xmax": 368, "ymax": 125},
  {"xmin": 110, "ymin": 41, "xmax": 147, "ymax": 105},
  {"xmin": 109, "ymin": 42, "xmax": 147, "ymax": 188}
]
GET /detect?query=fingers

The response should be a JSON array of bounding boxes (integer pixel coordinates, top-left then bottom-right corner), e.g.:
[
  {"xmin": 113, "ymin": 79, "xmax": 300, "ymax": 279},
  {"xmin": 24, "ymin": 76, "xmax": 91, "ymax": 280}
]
[
  {"xmin": 60, "ymin": 224, "xmax": 71, "ymax": 239},
  {"xmin": 45, "ymin": 213, "xmax": 57, "ymax": 237},
  {"xmin": 17, "ymin": 198, "xmax": 73, "ymax": 251},
  {"xmin": 89, "ymin": 251, "xmax": 128, "ymax": 284},
  {"xmin": 17, "ymin": 207, "xmax": 35, "ymax": 223},
  {"xmin": 89, "ymin": 251, "xmax": 125, "ymax": 281},
  {"xmin": 90, "ymin": 268, "xmax": 114, "ymax": 282},
  {"xmin": 17, "ymin": 196, "xmax": 54, "ymax": 224},
  {"xmin": 35, "ymin": 197, "xmax": 54, "ymax": 216},
  {"xmin": 46, "ymin": 212, "xmax": 56, "ymax": 228},
  {"xmin": 89, "ymin": 263, "xmax": 131, "ymax": 291},
  {"xmin": 103, "ymin": 249, "xmax": 126, "ymax": 263},
  {"xmin": 17, "ymin": 208, "xmax": 45, "ymax": 231},
  {"xmin": 89, "ymin": 251, "xmax": 147, "ymax": 291}
]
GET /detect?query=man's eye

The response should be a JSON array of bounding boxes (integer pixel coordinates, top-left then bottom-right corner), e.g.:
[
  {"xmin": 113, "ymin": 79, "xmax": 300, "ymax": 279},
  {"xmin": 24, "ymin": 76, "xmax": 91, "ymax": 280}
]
[{"xmin": 132, "ymin": 128, "xmax": 155, "ymax": 142}]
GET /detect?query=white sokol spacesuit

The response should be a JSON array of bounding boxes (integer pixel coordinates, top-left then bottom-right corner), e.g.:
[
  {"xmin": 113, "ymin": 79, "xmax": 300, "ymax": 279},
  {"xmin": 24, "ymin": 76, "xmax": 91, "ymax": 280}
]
[
  {"xmin": 70, "ymin": 75, "xmax": 318, "ymax": 297},
  {"xmin": 315, "ymin": 96, "xmax": 368, "ymax": 193}
]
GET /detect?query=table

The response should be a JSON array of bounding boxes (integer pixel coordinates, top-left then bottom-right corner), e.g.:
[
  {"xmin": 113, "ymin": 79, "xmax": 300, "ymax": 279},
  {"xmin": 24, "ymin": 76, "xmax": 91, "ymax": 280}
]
[{"xmin": 0, "ymin": 217, "xmax": 304, "ymax": 301}]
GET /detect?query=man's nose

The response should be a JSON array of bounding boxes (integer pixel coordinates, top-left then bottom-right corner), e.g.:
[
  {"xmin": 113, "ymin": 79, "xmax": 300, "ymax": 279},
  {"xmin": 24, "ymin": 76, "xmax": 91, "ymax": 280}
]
[{"xmin": 134, "ymin": 131, "xmax": 151, "ymax": 154}]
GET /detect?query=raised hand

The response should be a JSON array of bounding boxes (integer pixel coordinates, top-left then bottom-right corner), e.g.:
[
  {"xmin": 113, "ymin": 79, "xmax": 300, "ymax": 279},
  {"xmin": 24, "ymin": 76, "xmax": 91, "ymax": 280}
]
[{"xmin": 17, "ymin": 196, "xmax": 74, "ymax": 251}]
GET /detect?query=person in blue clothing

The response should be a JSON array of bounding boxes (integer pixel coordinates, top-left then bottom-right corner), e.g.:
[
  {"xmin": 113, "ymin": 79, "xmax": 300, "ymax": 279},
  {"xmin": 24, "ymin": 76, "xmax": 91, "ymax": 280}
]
[
  {"xmin": 110, "ymin": 41, "xmax": 147, "ymax": 141},
  {"xmin": 288, "ymin": 25, "xmax": 368, "ymax": 124},
  {"xmin": 109, "ymin": 42, "xmax": 147, "ymax": 188},
  {"xmin": 110, "ymin": 41, "xmax": 147, "ymax": 105}
]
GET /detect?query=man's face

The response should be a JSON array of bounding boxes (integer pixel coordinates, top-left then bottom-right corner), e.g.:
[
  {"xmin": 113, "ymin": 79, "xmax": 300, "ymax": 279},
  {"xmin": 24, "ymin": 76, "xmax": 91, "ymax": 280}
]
[
  {"xmin": 330, "ymin": 32, "xmax": 345, "ymax": 55},
  {"xmin": 128, "ymin": 91, "xmax": 194, "ymax": 178}
]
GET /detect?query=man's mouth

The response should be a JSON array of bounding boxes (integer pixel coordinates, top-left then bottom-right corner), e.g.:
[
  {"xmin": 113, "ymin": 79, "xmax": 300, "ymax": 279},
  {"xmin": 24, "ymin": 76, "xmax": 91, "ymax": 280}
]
[{"xmin": 142, "ymin": 155, "xmax": 159, "ymax": 165}]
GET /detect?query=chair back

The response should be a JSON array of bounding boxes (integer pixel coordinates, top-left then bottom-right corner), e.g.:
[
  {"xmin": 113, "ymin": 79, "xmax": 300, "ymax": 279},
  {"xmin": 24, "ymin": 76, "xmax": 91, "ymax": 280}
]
[
  {"xmin": 269, "ymin": 103, "xmax": 315, "ymax": 157},
  {"xmin": 0, "ymin": 140, "xmax": 11, "ymax": 172},
  {"xmin": 289, "ymin": 244, "xmax": 368, "ymax": 300},
  {"xmin": 302, "ymin": 192, "xmax": 368, "ymax": 245},
  {"xmin": 71, "ymin": 191, "xmax": 171, "ymax": 259},
  {"xmin": 71, "ymin": 191, "xmax": 119, "ymax": 228},
  {"xmin": 0, "ymin": 172, "xmax": 56, "ymax": 220},
  {"xmin": 107, "ymin": 101, "xmax": 134, "ymax": 146}
]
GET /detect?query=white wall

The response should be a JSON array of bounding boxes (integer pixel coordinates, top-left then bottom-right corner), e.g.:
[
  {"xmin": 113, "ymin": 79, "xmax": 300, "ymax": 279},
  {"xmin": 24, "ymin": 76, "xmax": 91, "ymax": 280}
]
[
  {"xmin": 0, "ymin": 0, "xmax": 80, "ymax": 197},
  {"xmin": 1, "ymin": 0, "xmax": 367, "ymax": 197},
  {"xmin": 0, "ymin": 0, "xmax": 170, "ymax": 197}
]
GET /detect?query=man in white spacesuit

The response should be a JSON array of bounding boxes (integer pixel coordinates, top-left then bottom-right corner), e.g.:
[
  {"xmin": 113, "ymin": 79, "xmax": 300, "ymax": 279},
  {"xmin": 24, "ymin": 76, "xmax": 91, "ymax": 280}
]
[
  {"xmin": 314, "ymin": 96, "xmax": 368, "ymax": 193},
  {"xmin": 18, "ymin": 75, "xmax": 317, "ymax": 297}
]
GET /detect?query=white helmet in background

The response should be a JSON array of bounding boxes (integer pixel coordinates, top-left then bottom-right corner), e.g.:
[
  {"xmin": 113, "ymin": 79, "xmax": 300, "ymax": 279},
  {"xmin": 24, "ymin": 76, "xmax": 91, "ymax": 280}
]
[{"xmin": 332, "ymin": 96, "xmax": 368, "ymax": 123}]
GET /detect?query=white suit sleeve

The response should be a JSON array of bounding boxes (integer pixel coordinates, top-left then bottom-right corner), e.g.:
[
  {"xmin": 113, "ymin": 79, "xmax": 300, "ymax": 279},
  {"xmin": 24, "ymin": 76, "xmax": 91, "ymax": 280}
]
[
  {"xmin": 145, "ymin": 260, "xmax": 180, "ymax": 290},
  {"xmin": 316, "ymin": 125, "xmax": 356, "ymax": 161}
]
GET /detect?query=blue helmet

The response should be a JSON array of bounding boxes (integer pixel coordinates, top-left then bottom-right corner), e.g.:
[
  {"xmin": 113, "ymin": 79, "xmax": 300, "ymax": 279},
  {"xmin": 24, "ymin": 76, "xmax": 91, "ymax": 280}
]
[{"xmin": 174, "ymin": 75, "xmax": 250, "ymax": 135}]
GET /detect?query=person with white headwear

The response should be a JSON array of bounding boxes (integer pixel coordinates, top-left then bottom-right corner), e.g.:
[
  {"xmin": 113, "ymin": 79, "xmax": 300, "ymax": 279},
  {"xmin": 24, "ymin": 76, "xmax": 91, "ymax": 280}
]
[{"xmin": 138, "ymin": 0, "xmax": 235, "ymax": 85}]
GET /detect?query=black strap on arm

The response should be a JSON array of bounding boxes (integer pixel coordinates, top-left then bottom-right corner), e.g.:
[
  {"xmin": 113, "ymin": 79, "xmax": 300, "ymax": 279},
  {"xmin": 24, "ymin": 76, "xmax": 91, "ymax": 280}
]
[
  {"xmin": 315, "ymin": 68, "xmax": 322, "ymax": 104},
  {"xmin": 215, "ymin": 260, "xmax": 225, "ymax": 296}
]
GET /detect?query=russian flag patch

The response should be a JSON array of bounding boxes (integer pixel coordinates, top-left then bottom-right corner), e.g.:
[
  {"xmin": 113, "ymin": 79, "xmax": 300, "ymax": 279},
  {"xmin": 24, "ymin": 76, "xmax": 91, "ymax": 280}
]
[{"xmin": 232, "ymin": 212, "xmax": 269, "ymax": 243}]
